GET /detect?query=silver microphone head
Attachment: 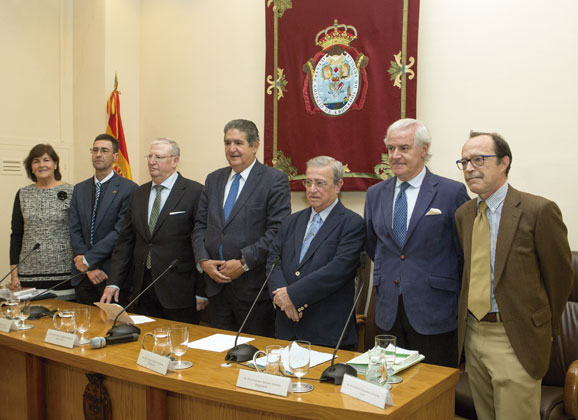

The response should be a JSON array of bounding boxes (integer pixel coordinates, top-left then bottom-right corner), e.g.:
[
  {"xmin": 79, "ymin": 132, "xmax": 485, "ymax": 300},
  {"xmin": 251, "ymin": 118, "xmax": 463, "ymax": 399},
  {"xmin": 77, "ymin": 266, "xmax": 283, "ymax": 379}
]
[{"xmin": 89, "ymin": 336, "xmax": 106, "ymax": 349}]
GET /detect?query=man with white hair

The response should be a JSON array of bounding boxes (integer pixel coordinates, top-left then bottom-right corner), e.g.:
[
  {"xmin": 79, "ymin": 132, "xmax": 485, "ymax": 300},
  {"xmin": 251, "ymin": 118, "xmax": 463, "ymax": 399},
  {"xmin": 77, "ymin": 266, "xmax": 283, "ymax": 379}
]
[{"xmin": 365, "ymin": 118, "xmax": 469, "ymax": 367}]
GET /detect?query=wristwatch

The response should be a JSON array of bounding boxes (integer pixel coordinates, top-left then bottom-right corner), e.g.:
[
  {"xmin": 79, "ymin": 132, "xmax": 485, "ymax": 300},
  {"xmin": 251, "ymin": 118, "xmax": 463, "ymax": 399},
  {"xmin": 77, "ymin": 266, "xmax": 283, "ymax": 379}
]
[{"xmin": 240, "ymin": 256, "xmax": 250, "ymax": 272}]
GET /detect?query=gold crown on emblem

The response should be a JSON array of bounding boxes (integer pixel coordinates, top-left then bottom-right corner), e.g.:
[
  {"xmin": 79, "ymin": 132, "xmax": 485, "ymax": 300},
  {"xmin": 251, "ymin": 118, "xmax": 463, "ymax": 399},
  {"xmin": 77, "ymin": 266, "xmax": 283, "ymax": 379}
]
[{"xmin": 315, "ymin": 19, "xmax": 358, "ymax": 49}]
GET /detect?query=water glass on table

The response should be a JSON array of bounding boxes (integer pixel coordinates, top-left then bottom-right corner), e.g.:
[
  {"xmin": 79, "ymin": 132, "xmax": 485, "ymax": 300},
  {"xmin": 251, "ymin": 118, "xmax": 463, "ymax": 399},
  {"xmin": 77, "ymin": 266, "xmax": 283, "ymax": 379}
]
[
  {"xmin": 289, "ymin": 340, "xmax": 314, "ymax": 393},
  {"xmin": 169, "ymin": 324, "xmax": 193, "ymax": 369}
]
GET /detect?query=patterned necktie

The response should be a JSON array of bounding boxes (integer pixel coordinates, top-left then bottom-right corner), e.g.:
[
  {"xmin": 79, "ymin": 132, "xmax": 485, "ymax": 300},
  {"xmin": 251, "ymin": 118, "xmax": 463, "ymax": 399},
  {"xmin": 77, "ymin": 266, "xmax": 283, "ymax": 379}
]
[
  {"xmin": 392, "ymin": 182, "xmax": 410, "ymax": 246},
  {"xmin": 219, "ymin": 173, "xmax": 241, "ymax": 259},
  {"xmin": 146, "ymin": 184, "xmax": 165, "ymax": 269},
  {"xmin": 90, "ymin": 181, "xmax": 102, "ymax": 245},
  {"xmin": 299, "ymin": 213, "xmax": 323, "ymax": 263},
  {"xmin": 468, "ymin": 201, "xmax": 492, "ymax": 320}
]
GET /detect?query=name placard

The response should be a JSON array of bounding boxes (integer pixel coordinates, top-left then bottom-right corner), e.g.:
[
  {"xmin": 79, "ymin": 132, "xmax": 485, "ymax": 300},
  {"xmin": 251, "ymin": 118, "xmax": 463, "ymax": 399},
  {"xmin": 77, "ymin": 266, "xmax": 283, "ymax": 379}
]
[
  {"xmin": 341, "ymin": 374, "xmax": 393, "ymax": 409},
  {"xmin": 236, "ymin": 369, "xmax": 291, "ymax": 397},
  {"xmin": 0, "ymin": 318, "xmax": 14, "ymax": 333},
  {"xmin": 44, "ymin": 329, "xmax": 78, "ymax": 349},
  {"xmin": 137, "ymin": 349, "xmax": 171, "ymax": 375}
]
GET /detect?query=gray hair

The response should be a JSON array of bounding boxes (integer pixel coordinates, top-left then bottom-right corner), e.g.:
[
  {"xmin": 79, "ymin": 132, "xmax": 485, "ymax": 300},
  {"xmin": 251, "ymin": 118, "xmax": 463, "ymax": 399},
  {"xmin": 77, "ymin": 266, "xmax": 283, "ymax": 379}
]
[
  {"xmin": 223, "ymin": 119, "xmax": 260, "ymax": 146},
  {"xmin": 151, "ymin": 138, "xmax": 180, "ymax": 157},
  {"xmin": 385, "ymin": 118, "xmax": 432, "ymax": 161},
  {"xmin": 306, "ymin": 156, "xmax": 344, "ymax": 185}
]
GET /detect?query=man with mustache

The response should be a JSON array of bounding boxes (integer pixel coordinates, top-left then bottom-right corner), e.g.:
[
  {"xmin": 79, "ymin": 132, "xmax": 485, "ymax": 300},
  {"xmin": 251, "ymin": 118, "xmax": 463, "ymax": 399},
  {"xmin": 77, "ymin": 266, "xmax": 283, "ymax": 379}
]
[
  {"xmin": 69, "ymin": 134, "xmax": 137, "ymax": 305},
  {"xmin": 455, "ymin": 131, "xmax": 573, "ymax": 420},
  {"xmin": 193, "ymin": 119, "xmax": 291, "ymax": 337},
  {"xmin": 365, "ymin": 118, "xmax": 469, "ymax": 367}
]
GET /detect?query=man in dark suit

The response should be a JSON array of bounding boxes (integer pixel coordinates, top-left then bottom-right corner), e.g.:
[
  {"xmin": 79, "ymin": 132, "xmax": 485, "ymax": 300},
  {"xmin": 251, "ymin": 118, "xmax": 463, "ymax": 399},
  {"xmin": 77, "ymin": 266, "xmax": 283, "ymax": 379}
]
[
  {"xmin": 268, "ymin": 156, "xmax": 365, "ymax": 348},
  {"xmin": 101, "ymin": 139, "xmax": 205, "ymax": 324},
  {"xmin": 455, "ymin": 131, "xmax": 573, "ymax": 419},
  {"xmin": 365, "ymin": 118, "xmax": 470, "ymax": 367},
  {"xmin": 193, "ymin": 119, "xmax": 290, "ymax": 337},
  {"xmin": 69, "ymin": 134, "xmax": 137, "ymax": 305}
]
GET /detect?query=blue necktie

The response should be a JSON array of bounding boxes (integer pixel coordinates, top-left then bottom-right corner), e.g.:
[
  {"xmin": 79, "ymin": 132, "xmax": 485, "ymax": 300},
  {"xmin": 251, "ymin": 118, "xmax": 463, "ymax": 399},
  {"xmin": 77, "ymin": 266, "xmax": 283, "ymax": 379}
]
[
  {"xmin": 220, "ymin": 173, "xmax": 241, "ymax": 258},
  {"xmin": 299, "ymin": 213, "xmax": 322, "ymax": 263},
  {"xmin": 90, "ymin": 181, "xmax": 102, "ymax": 245},
  {"xmin": 393, "ymin": 182, "xmax": 410, "ymax": 246}
]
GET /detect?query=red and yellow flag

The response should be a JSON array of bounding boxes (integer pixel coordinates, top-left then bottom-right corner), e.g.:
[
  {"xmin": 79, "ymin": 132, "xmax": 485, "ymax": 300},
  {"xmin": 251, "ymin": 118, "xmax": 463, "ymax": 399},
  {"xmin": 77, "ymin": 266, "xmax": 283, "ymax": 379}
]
[{"xmin": 106, "ymin": 75, "xmax": 132, "ymax": 180}]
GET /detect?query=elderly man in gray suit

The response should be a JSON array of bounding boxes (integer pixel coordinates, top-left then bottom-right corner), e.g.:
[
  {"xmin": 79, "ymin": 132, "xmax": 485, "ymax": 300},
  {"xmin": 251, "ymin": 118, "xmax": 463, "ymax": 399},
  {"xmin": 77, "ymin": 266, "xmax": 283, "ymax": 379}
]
[
  {"xmin": 193, "ymin": 119, "xmax": 291, "ymax": 337},
  {"xmin": 69, "ymin": 134, "xmax": 137, "ymax": 305}
]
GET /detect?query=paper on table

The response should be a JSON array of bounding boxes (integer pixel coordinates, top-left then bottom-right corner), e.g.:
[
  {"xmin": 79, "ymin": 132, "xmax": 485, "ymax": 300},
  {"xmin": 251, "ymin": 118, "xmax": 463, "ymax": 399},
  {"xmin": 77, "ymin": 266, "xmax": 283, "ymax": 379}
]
[
  {"xmin": 346, "ymin": 345, "xmax": 424, "ymax": 375},
  {"xmin": 188, "ymin": 333, "xmax": 255, "ymax": 352},
  {"xmin": 249, "ymin": 346, "xmax": 334, "ymax": 373},
  {"xmin": 94, "ymin": 302, "xmax": 134, "ymax": 324},
  {"xmin": 129, "ymin": 315, "xmax": 155, "ymax": 324}
]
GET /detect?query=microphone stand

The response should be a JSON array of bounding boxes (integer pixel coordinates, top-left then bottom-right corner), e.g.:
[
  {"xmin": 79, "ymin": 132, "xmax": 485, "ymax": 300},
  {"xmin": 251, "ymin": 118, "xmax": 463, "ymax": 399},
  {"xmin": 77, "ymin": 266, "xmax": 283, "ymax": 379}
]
[
  {"xmin": 0, "ymin": 243, "xmax": 40, "ymax": 287},
  {"xmin": 107, "ymin": 259, "xmax": 179, "ymax": 337},
  {"xmin": 225, "ymin": 256, "xmax": 280, "ymax": 362},
  {"xmin": 320, "ymin": 282, "xmax": 365, "ymax": 385}
]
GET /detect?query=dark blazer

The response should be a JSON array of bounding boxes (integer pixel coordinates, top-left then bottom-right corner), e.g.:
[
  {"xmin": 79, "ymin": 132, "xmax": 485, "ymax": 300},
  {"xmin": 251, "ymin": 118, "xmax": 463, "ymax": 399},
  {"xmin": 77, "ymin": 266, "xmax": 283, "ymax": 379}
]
[
  {"xmin": 267, "ymin": 201, "xmax": 365, "ymax": 348},
  {"xmin": 456, "ymin": 186, "xmax": 573, "ymax": 379},
  {"xmin": 192, "ymin": 160, "xmax": 291, "ymax": 301},
  {"xmin": 365, "ymin": 168, "xmax": 470, "ymax": 335},
  {"xmin": 107, "ymin": 173, "xmax": 203, "ymax": 309},
  {"xmin": 69, "ymin": 172, "xmax": 137, "ymax": 286}
]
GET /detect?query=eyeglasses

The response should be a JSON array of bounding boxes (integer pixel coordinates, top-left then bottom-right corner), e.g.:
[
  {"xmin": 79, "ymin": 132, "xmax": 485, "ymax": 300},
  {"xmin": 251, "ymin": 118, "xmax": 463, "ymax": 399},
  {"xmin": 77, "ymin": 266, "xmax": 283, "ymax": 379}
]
[
  {"xmin": 302, "ymin": 179, "xmax": 330, "ymax": 189},
  {"xmin": 89, "ymin": 147, "xmax": 113, "ymax": 155},
  {"xmin": 456, "ymin": 155, "xmax": 497, "ymax": 170},
  {"xmin": 144, "ymin": 154, "xmax": 175, "ymax": 162}
]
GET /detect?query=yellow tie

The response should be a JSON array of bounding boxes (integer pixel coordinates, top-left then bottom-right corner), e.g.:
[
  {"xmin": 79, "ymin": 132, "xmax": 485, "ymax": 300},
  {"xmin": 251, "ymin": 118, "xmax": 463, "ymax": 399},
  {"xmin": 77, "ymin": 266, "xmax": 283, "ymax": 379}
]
[{"xmin": 468, "ymin": 201, "xmax": 492, "ymax": 320}]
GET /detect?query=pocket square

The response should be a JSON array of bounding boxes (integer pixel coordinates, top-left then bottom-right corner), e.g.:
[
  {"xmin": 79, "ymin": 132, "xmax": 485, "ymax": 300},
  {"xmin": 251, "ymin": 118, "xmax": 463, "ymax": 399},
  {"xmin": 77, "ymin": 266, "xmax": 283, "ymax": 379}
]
[
  {"xmin": 425, "ymin": 208, "xmax": 442, "ymax": 216},
  {"xmin": 169, "ymin": 211, "xmax": 186, "ymax": 215}
]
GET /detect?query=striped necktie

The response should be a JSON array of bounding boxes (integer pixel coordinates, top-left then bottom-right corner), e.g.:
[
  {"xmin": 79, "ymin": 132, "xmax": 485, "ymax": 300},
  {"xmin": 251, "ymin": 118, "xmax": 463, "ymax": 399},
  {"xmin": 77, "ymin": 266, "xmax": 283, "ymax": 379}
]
[
  {"xmin": 392, "ymin": 182, "xmax": 410, "ymax": 246},
  {"xmin": 90, "ymin": 181, "xmax": 102, "ymax": 245},
  {"xmin": 146, "ymin": 184, "xmax": 165, "ymax": 269}
]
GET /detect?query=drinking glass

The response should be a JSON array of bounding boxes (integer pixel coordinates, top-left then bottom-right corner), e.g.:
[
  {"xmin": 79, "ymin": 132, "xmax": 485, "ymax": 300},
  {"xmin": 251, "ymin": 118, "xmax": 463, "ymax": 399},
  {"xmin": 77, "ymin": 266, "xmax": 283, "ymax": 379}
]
[
  {"xmin": 375, "ymin": 334, "xmax": 401, "ymax": 384},
  {"xmin": 365, "ymin": 347, "xmax": 389, "ymax": 388},
  {"xmin": 14, "ymin": 297, "xmax": 33, "ymax": 330},
  {"xmin": 168, "ymin": 325, "xmax": 193, "ymax": 369},
  {"xmin": 252, "ymin": 345, "xmax": 284, "ymax": 376},
  {"xmin": 142, "ymin": 327, "xmax": 171, "ymax": 356},
  {"xmin": 289, "ymin": 340, "xmax": 313, "ymax": 393},
  {"xmin": 73, "ymin": 308, "xmax": 91, "ymax": 345},
  {"xmin": 53, "ymin": 310, "xmax": 76, "ymax": 333}
]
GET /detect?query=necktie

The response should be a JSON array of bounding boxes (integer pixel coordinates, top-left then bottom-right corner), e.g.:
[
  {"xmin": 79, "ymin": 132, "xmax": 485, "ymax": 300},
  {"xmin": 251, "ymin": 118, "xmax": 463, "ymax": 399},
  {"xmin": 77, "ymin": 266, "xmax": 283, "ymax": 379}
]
[
  {"xmin": 392, "ymin": 182, "xmax": 410, "ymax": 246},
  {"xmin": 90, "ymin": 181, "xmax": 102, "ymax": 245},
  {"xmin": 219, "ymin": 173, "xmax": 241, "ymax": 259},
  {"xmin": 468, "ymin": 201, "xmax": 492, "ymax": 320},
  {"xmin": 146, "ymin": 184, "xmax": 165, "ymax": 269},
  {"xmin": 299, "ymin": 213, "xmax": 323, "ymax": 263}
]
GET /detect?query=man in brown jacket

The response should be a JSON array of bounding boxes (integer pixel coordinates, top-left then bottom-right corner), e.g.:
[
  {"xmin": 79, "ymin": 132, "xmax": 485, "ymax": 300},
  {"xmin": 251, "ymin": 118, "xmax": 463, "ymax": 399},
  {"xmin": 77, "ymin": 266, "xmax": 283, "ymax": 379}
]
[{"xmin": 455, "ymin": 131, "xmax": 573, "ymax": 420}]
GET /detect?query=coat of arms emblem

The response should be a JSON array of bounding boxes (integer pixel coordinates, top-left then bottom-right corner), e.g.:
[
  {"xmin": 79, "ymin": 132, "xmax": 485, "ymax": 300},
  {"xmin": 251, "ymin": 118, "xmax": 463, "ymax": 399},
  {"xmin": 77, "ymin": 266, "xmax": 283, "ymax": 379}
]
[{"xmin": 303, "ymin": 20, "xmax": 369, "ymax": 116}]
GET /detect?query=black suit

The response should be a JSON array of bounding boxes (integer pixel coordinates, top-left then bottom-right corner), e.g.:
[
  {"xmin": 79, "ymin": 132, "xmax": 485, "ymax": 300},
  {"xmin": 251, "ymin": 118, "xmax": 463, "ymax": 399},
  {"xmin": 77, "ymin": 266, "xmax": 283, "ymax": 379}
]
[
  {"xmin": 193, "ymin": 160, "xmax": 290, "ymax": 336},
  {"xmin": 107, "ymin": 173, "xmax": 203, "ymax": 323}
]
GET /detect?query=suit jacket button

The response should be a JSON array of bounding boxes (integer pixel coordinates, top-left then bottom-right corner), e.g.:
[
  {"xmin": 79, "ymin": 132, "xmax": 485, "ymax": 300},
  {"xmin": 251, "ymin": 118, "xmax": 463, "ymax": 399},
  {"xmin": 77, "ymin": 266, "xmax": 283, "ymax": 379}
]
[
  {"xmin": 394, "ymin": 280, "xmax": 399, "ymax": 285},
  {"xmin": 400, "ymin": 255, "xmax": 406, "ymax": 261},
  {"xmin": 295, "ymin": 271, "xmax": 300, "ymax": 276}
]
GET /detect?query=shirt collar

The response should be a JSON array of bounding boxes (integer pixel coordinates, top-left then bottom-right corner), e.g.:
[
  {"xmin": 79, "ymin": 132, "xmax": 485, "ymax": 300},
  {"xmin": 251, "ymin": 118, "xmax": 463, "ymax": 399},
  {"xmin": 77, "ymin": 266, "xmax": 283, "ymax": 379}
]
[
  {"xmin": 153, "ymin": 170, "xmax": 179, "ymax": 190},
  {"xmin": 396, "ymin": 166, "xmax": 426, "ymax": 189},
  {"xmin": 230, "ymin": 159, "xmax": 257, "ymax": 182},
  {"xmin": 311, "ymin": 198, "xmax": 339, "ymax": 222},
  {"xmin": 478, "ymin": 182, "xmax": 508, "ymax": 212},
  {"xmin": 94, "ymin": 171, "xmax": 114, "ymax": 185}
]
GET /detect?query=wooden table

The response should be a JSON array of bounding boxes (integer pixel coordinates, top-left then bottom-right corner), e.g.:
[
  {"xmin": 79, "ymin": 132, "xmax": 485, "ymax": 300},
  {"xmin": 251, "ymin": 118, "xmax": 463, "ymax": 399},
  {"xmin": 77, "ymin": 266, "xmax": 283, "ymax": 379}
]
[{"xmin": 0, "ymin": 300, "xmax": 458, "ymax": 419}]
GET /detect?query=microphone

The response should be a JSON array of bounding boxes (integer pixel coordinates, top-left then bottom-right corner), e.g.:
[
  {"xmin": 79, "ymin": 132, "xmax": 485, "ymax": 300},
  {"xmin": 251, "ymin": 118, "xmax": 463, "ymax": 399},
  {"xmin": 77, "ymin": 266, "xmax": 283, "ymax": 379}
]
[
  {"xmin": 0, "ymin": 243, "xmax": 40, "ymax": 286},
  {"xmin": 89, "ymin": 332, "xmax": 140, "ymax": 349},
  {"xmin": 320, "ymin": 281, "xmax": 365, "ymax": 385},
  {"xmin": 225, "ymin": 255, "xmax": 280, "ymax": 362},
  {"xmin": 28, "ymin": 266, "xmax": 95, "ymax": 319},
  {"xmin": 106, "ymin": 259, "xmax": 179, "ymax": 337}
]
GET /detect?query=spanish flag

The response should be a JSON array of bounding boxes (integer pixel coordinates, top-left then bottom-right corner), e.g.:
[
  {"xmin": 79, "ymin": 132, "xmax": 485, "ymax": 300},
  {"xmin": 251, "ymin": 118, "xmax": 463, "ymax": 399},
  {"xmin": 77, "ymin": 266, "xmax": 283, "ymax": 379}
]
[{"xmin": 106, "ymin": 75, "xmax": 132, "ymax": 180}]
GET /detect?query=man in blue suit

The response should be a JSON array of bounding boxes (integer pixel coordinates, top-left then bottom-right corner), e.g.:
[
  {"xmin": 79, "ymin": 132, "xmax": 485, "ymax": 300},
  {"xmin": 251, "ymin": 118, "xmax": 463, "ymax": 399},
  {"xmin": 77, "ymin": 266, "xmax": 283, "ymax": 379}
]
[
  {"xmin": 69, "ymin": 134, "xmax": 137, "ymax": 305},
  {"xmin": 365, "ymin": 119, "xmax": 469, "ymax": 367},
  {"xmin": 193, "ymin": 119, "xmax": 291, "ymax": 337},
  {"xmin": 268, "ymin": 156, "xmax": 365, "ymax": 348}
]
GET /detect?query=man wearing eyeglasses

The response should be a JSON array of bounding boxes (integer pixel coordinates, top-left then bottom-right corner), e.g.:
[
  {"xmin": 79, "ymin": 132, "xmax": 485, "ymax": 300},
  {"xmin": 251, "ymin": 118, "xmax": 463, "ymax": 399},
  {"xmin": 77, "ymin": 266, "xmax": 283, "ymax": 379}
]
[
  {"xmin": 193, "ymin": 119, "xmax": 290, "ymax": 337},
  {"xmin": 364, "ymin": 118, "xmax": 470, "ymax": 367},
  {"xmin": 69, "ymin": 134, "xmax": 137, "ymax": 305},
  {"xmin": 455, "ymin": 131, "xmax": 573, "ymax": 420},
  {"xmin": 100, "ymin": 138, "xmax": 206, "ymax": 324},
  {"xmin": 267, "ymin": 156, "xmax": 365, "ymax": 348}
]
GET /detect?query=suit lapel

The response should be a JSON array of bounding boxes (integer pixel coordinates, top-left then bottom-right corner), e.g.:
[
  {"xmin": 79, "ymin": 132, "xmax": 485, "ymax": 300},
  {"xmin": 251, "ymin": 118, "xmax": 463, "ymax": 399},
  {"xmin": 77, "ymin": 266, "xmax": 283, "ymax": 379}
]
[
  {"xmin": 139, "ymin": 182, "xmax": 154, "ymax": 239},
  {"xmin": 225, "ymin": 161, "xmax": 263, "ymax": 227},
  {"xmin": 461, "ymin": 200, "xmax": 477, "ymax": 279},
  {"xmin": 493, "ymin": 187, "xmax": 522, "ymax": 288},
  {"xmin": 380, "ymin": 179, "xmax": 396, "ymax": 243},
  {"xmin": 94, "ymin": 173, "xmax": 118, "ymax": 230},
  {"xmin": 299, "ymin": 202, "xmax": 344, "ymax": 267},
  {"xmin": 152, "ymin": 173, "xmax": 185, "ymax": 236},
  {"xmin": 294, "ymin": 209, "xmax": 311, "ymax": 263},
  {"xmin": 405, "ymin": 169, "xmax": 437, "ymax": 246},
  {"xmin": 217, "ymin": 167, "xmax": 231, "ymax": 226}
]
